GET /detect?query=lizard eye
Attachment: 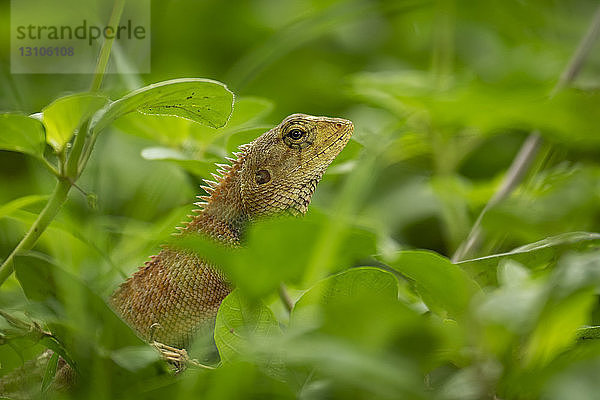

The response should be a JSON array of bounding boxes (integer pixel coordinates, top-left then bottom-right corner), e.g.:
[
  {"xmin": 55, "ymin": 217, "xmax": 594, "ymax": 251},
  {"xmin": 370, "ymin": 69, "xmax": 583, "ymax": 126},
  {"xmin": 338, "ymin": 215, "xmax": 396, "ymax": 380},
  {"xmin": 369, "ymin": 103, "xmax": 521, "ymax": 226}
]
[{"xmin": 287, "ymin": 129, "xmax": 305, "ymax": 141}]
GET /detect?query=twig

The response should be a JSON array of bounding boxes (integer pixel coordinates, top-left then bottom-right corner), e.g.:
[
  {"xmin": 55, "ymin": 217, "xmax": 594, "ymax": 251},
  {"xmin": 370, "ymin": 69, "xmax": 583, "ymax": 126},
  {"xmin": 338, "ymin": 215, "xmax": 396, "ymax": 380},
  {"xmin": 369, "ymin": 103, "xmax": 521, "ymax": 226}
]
[
  {"xmin": 452, "ymin": 133, "xmax": 542, "ymax": 262},
  {"xmin": 451, "ymin": 4, "xmax": 600, "ymax": 263}
]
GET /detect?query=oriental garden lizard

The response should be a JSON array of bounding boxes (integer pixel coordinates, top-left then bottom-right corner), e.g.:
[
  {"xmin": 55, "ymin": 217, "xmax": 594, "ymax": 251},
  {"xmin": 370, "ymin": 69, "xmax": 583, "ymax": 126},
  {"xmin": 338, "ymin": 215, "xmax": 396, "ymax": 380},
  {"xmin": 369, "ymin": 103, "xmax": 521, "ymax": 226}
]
[{"xmin": 110, "ymin": 113, "xmax": 353, "ymax": 361}]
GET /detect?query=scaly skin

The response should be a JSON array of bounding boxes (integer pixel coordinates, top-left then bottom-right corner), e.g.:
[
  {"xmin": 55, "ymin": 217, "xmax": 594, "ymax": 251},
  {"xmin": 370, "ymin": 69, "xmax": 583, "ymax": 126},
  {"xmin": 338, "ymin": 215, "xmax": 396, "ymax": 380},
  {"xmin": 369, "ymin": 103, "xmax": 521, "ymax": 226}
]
[{"xmin": 110, "ymin": 114, "xmax": 354, "ymax": 348}]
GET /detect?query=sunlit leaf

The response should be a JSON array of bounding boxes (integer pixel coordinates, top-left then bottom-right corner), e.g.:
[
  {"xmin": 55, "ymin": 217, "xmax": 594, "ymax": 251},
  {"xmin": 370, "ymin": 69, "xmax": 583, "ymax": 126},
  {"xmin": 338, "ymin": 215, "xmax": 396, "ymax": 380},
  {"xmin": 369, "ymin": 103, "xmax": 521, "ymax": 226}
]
[
  {"xmin": 92, "ymin": 78, "xmax": 234, "ymax": 133},
  {"xmin": 0, "ymin": 114, "xmax": 46, "ymax": 157},
  {"xmin": 382, "ymin": 250, "xmax": 480, "ymax": 318},
  {"xmin": 214, "ymin": 288, "xmax": 281, "ymax": 365},
  {"xmin": 459, "ymin": 232, "xmax": 600, "ymax": 286},
  {"xmin": 0, "ymin": 195, "xmax": 49, "ymax": 220},
  {"xmin": 42, "ymin": 93, "xmax": 108, "ymax": 152},
  {"xmin": 292, "ymin": 267, "xmax": 398, "ymax": 325}
]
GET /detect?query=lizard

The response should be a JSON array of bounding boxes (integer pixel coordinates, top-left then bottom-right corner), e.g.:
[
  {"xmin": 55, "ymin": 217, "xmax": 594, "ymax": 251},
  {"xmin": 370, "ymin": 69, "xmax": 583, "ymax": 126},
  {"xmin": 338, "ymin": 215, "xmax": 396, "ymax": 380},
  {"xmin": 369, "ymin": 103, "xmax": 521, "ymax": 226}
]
[
  {"xmin": 110, "ymin": 113, "xmax": 354, "ymax": 354},
  {"xmin": 0, "ymin": 113, "xmax": 353, "ymax": 396}
]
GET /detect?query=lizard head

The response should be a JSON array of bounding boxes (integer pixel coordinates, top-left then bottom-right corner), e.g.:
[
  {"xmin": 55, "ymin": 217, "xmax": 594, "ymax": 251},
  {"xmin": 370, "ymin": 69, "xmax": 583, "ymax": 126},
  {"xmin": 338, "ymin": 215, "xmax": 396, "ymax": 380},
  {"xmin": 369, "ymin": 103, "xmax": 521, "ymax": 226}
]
[{"xmin": 240, "ymin": 113, "xmax": 354, "ymax": 218}]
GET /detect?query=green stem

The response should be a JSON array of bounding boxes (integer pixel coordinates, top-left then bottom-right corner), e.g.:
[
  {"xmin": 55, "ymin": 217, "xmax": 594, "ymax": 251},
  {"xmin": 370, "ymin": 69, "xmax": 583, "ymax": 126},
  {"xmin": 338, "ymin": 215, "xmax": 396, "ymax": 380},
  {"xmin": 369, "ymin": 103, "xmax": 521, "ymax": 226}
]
[
  {"xmin": 79, "ymin": 0, "xmax": 125, "ymax": 175},
  {"xmin": 66, "ymin": 121, "xmax": 89, "ymax": 179},
  {"xmin": 90, "ymin": 0, "xmax": 125, "ymax": 92},
  {"xmin": 0, "ymin": 179, "xmax": 71, "ymax": 285},
  {"xmin": 0, "ymin": 0, "xmax": 125, "ymax": 288}
]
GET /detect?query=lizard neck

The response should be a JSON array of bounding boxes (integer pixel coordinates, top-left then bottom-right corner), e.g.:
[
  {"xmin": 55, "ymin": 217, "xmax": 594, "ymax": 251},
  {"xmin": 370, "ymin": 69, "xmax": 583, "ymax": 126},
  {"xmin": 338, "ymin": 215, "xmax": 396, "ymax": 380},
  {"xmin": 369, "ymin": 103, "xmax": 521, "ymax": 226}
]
[{"xmin": 181, "ymin": 148, "xmax": 249, "ymax": 244}]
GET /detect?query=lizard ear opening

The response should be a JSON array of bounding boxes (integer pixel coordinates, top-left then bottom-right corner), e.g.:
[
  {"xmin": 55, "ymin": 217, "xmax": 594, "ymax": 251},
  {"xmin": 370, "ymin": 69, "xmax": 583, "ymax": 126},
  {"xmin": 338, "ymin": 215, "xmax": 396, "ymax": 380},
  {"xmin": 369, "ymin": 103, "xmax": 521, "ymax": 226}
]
[{"xmin": 255, "ymin": 169, "xmax": 271, "ymax": 184}]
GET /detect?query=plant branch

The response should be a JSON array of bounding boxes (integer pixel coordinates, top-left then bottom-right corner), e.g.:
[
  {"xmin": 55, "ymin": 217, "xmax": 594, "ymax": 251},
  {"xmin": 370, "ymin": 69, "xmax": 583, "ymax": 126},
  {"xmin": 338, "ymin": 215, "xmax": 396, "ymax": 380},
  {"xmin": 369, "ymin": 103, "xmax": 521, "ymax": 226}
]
[
  {"xmin": 452, "ymin": 4, "xmax": 600, "ymax": 263},
  {"xmin": 90, "ymin": 0, "xmax": 125, "ymax": 93},
  {"xmin": 0, "ymin": 0, "xmax": 125, "ymax": 288},
  {"xmin": 78, "ymin": 0, "xmax": 125, "ymax": 176},
  {"xmin": 0, "ymin": 178, "xmax": 71, "ymax": 285}
]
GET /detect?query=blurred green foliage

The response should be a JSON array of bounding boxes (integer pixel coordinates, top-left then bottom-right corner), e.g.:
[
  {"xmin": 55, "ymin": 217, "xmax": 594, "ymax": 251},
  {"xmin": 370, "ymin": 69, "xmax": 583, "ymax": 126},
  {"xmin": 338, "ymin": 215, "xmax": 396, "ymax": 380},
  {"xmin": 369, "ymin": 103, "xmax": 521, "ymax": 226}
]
[{"xmin": 2, "ymin": 0, "xmax": 600, "ymax": 398}]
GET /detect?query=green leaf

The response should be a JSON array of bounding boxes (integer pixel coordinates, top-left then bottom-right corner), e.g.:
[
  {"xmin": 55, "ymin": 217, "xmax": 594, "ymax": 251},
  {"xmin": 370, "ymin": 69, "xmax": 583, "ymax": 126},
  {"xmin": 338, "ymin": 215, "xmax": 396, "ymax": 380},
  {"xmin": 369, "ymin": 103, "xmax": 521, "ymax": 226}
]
[
  {"xmin": 114, "ymin": 96, "xmax": 268, "ymax": 150},
  {"xmin": 382, "ymin": 251, "xmax": 480, "ymax": 318},
  {"xmin": 41, "ymin": 351, "xmax": 59, "ymax": 393},
  {"xmin": 0, "ymin": 195, "xmax": 49, "ymax": 220},
  {"xmin": 42, "ymin": 93, "xmax": 108, "ymax": 152},
  {"xmin": 292, "ymin": 267, "xmax": 399, "ymax": 322},
  {"xmin": 576, "ymin": 326, "xmax": 600, "ymax": 340},
  {"xmin": 289, "ymin": 267, "xmax": 436, "ymax": 355},
  {"xmin": 459, "ymin": 232, "xmax": 600, "ymax": 286},
  {"xmin": 0, "ymin": 114, "xmax": 46, "ymax": 157},
  {"xmin": 175, "ymin": 212, "xmax": 377, "ymax": 299},
  {"xmin": 92, "ymin": 78, "xmax": 235, "ymax": 134},
  {"xmin": 214, "ymin": 288, "xmax": 281, "ymax": 364}
]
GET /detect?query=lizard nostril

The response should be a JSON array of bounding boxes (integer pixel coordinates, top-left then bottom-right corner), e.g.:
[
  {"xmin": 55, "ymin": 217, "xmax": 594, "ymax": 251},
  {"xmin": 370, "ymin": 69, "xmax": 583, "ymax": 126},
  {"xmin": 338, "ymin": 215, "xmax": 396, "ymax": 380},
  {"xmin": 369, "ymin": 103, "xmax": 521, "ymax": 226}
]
[{"xmin": 335, "ymin": 123, "xmax": 343, "ymax": 129}]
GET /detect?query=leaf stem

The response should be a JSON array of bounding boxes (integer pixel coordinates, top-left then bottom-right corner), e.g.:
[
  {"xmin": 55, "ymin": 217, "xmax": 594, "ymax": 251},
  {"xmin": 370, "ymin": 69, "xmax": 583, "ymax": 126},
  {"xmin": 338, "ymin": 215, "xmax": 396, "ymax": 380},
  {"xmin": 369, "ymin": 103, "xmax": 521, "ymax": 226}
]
[
  {"xmin": 90, "ymin": 0, "xmax": 125, "ymax": 93},
  {"xmin": 451, "ymin": 4, "xmax": 600, "ymax": 262},
  {"xmin": 0, "ymin": 178, "xmax": 71, "ymax": 285}
]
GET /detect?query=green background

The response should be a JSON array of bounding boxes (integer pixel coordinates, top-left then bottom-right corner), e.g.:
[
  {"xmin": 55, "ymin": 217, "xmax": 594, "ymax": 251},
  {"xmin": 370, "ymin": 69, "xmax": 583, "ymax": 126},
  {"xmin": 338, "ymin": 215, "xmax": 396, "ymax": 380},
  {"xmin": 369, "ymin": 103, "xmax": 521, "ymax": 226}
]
[{"xmin": 1, "ymin": 0, "xmax": 600, "ymax": 399}]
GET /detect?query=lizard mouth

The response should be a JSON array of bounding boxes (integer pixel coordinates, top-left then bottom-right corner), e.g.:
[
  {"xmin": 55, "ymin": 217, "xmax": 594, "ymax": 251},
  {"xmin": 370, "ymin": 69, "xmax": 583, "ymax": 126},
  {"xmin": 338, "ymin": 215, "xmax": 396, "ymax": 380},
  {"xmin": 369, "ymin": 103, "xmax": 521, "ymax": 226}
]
[{"xmin": 292, "ymin": 120, "xmax": 354, "ymax": 173}]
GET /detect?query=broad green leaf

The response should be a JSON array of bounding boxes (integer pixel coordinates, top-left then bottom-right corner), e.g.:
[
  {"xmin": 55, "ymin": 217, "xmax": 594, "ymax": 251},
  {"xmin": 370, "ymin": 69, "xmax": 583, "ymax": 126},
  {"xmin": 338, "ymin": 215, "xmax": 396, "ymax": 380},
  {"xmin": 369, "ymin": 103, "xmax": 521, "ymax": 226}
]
[
  {"xmin": 459, "ymin": 232, "xmax": 600, "ymax": 286},
  {"xmin": 214, "ymin": 288, "xmax": 281, "ymax": 364},
  {"xmin": 91, "ymin": 78, "xmax": 234, "ymax": 134},
  {"xmin": 289, "ymin": 267, "xmax": 437, "ymax": 356},
  {"xmin": 174, "ymin": 212, "xmax": 377, "ymax": 299},
  {"xmin": 5, "ymin": 209, "xmax": 122, "ymax": 277},
  {"xmin": 382, "ymin": 251, "xmax": 480, "ymax": 318},
  {"xmin": 0, "ymin": 195, "xmax": 49, "ymax": 220},
  {"xmin": 292, "ymin": 267, "xmax": 398, "ymax": 319},
  {"xmin": 42, "ymin": 93, "xmax": 108, "ymax": 152},
  {"xmin": 524, "ymin": 290, "xmax": 595, "ymax": 368},
  {"xmin": 482, "ymin": 167, "xmax": 599, "ymax": 245},
  {"xmin": 0, "ymin": 114, "xmax": 46, "ymax": 157},
  {"xmin": 114, "ymin": 97, "xmax": 269, "ymax": 149},
  {"xmin": 114, "ymin": 113, "xmax": 193, "ymax": 146}
]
